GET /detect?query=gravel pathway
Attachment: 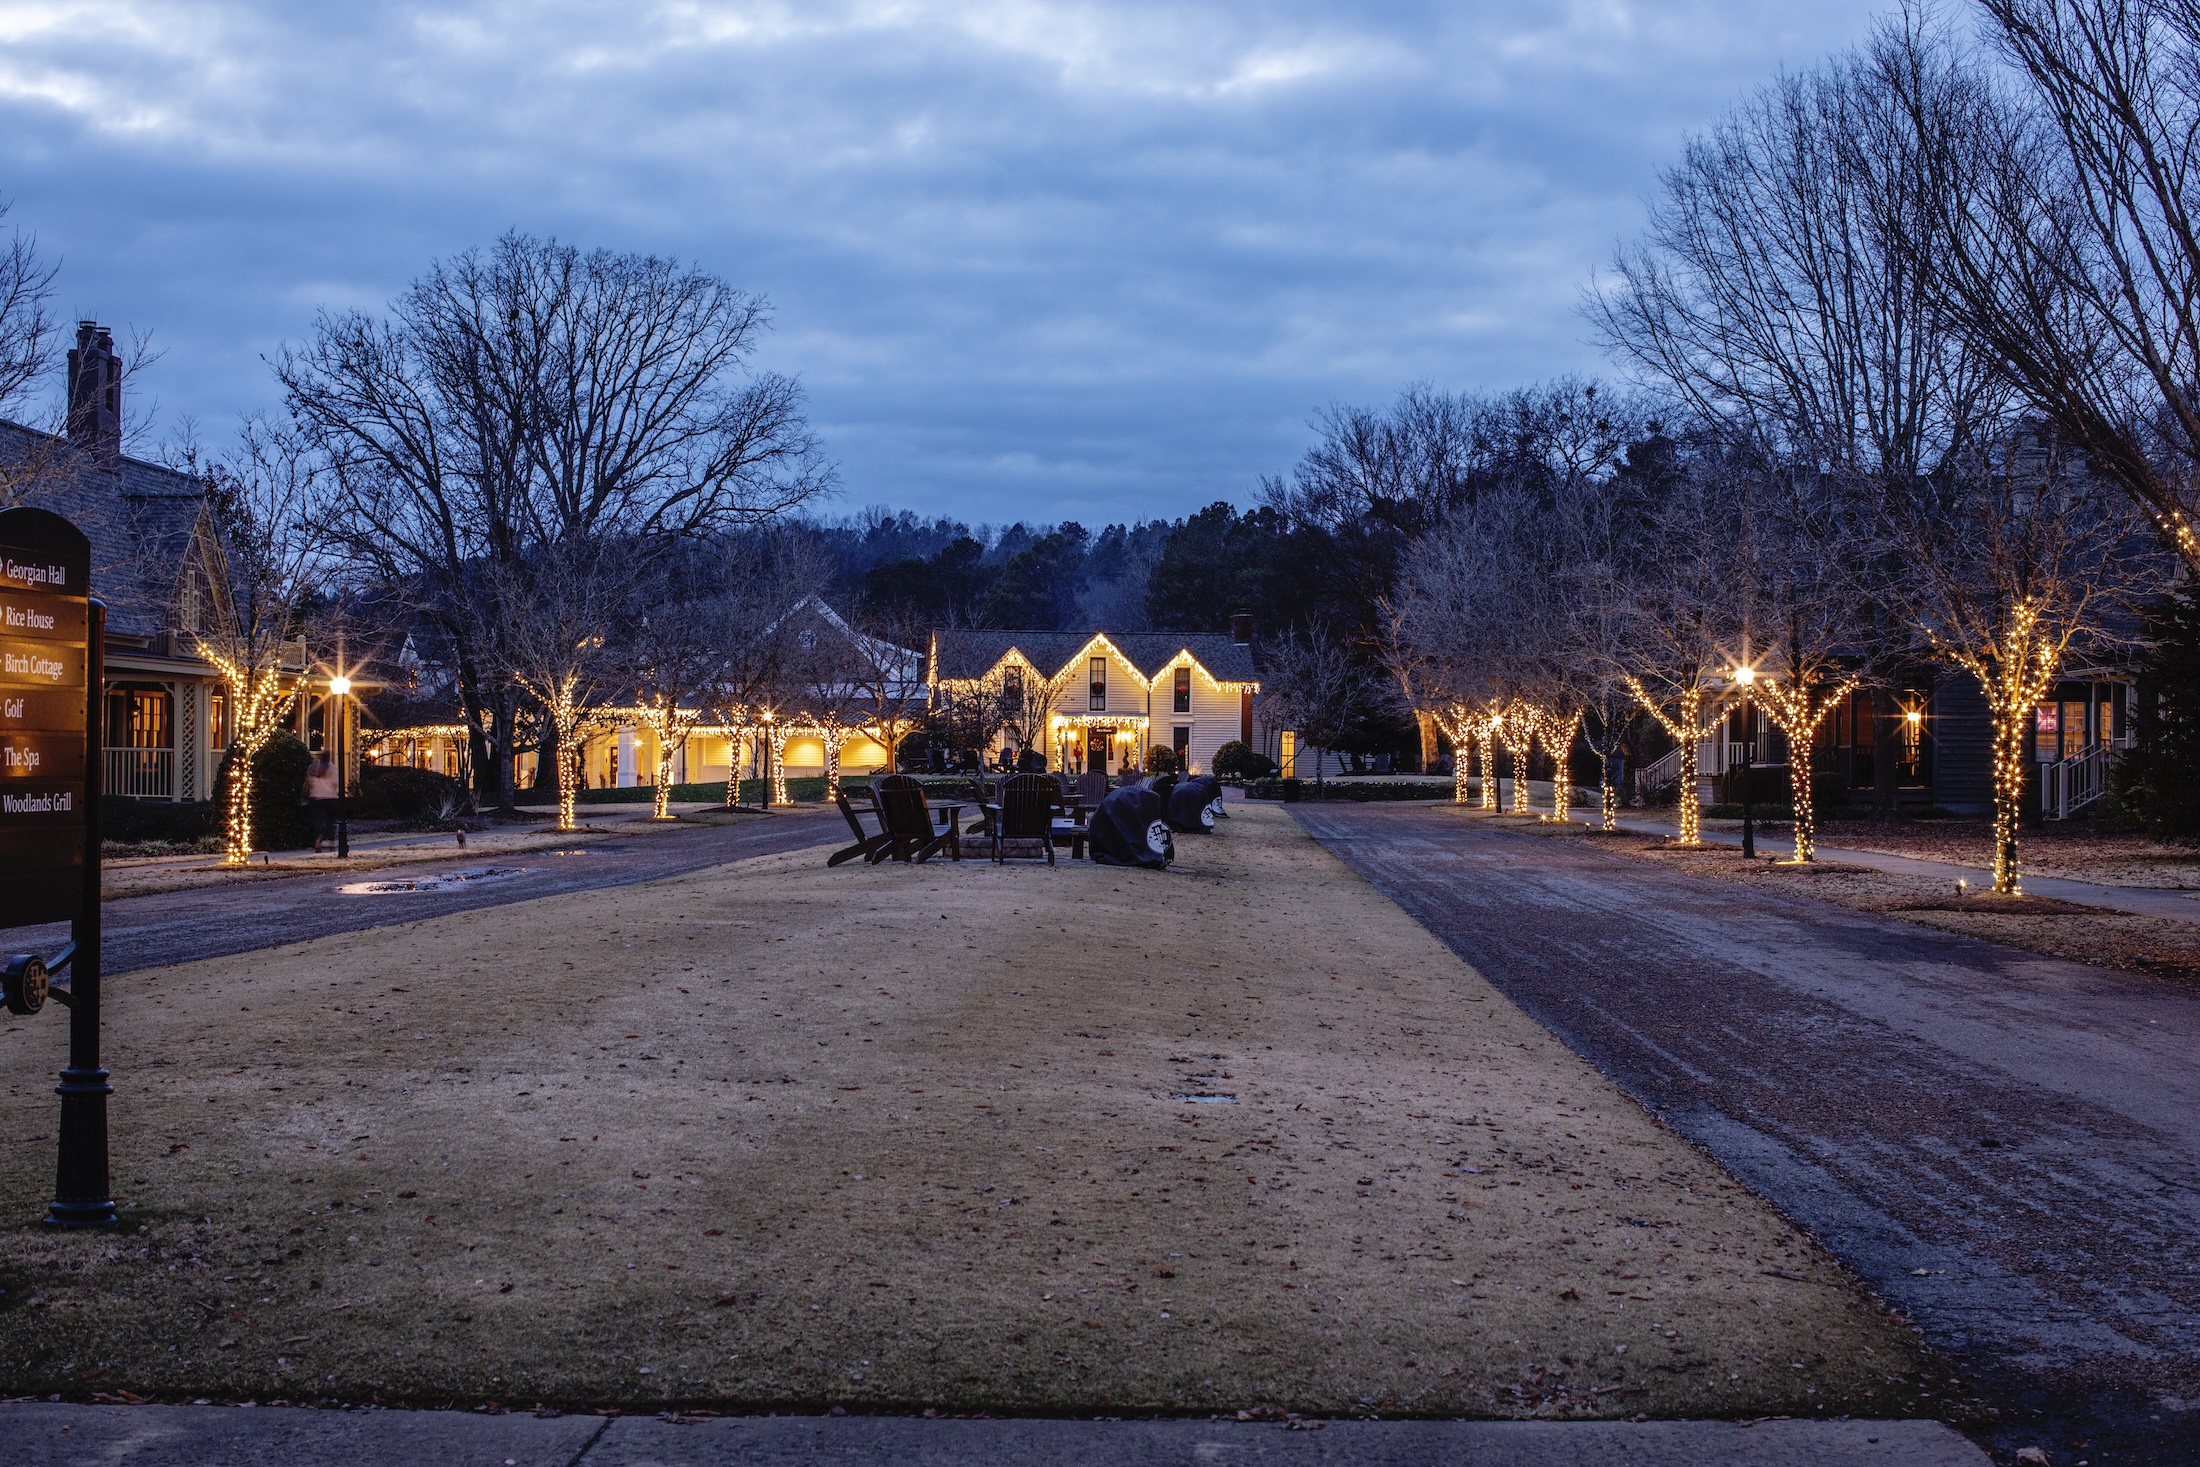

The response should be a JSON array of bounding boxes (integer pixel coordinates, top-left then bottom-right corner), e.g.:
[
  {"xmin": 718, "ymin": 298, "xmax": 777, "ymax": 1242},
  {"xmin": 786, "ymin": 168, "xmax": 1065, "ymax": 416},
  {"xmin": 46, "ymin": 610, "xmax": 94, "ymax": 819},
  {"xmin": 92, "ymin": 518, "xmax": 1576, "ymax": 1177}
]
[{"xmin": 1292, "ymin": 801, "xmax": 2200, "ymax": 1466}]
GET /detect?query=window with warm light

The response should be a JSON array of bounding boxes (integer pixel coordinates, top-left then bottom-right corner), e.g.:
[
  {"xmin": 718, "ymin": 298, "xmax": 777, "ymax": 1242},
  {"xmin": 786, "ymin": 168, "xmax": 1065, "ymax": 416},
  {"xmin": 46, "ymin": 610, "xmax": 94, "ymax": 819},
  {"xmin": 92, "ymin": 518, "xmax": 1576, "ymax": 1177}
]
[{"xmin": 1173, "ymin": 665, "xmax": 1190, "ymax": 713}]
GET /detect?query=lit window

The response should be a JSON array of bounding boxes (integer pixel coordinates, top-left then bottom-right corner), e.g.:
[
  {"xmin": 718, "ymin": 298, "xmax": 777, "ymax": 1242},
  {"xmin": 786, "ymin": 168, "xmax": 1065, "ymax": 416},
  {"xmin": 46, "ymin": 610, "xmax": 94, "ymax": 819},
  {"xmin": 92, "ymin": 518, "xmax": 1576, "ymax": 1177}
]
[
  {"xmin": 1089, "ymin": 656, "xmax": 1107, "ymax": 711},
  {"xmin": 1173, "ymin": 665, "xmax": 1191, "ymax": 713}
]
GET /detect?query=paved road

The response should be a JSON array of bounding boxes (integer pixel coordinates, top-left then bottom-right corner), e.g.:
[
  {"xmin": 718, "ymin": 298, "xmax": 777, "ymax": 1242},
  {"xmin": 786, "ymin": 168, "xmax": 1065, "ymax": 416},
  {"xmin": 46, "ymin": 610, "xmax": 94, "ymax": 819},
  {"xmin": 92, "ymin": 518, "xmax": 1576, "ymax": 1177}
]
[
  {"xmin": 7, "ymin": 809, "xmax": 842, "ymax": 977},
  {"xmin": 0, "ymin": 1402, "xmax": 1987, "ymax": 1466},
  {"xmin": 1292, "ymin": 803, "xmax": 2200, "ymax": 1467}
]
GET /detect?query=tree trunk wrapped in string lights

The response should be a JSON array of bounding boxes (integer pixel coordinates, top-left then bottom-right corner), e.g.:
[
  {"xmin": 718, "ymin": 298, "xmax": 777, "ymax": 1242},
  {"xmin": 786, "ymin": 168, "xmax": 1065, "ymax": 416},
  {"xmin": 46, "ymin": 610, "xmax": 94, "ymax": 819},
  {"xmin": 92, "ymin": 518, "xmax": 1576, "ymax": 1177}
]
[
  {"xmin": 1497, "ymin": 705, "xmax": 1538, "ymax": 815},
  {"xmin": 768, "ymin": 722, "xmax": 789, "ymax": 806},
  {"xmin": 520, "ymin": 674, "xmax": 593, "ymax": 834},
  {"xmin": 200, "ymin": 648, "xmax": 300, "ymax": 866},
  {"xmin": 1934, "ymin": 599, "xmax": 2062, "ymax": 895},
  {"xmin": 1537, "ymin": 706, "xmax": 1584, "ymax": 823},
  {"xmin": 1438, "ymin": 706, "xmax": 1475, "ymax": 804},
  {"xmin": 1625, "ymin": 674, "xmax": 1722, "ymax": 844},
  {"xmin": 1476, "ymin": 715, "xmax": 1500, "ymax": 809},
  {"xmin": 1752, "ymin": 672, "xmax": 1856, "ymax": 862}
]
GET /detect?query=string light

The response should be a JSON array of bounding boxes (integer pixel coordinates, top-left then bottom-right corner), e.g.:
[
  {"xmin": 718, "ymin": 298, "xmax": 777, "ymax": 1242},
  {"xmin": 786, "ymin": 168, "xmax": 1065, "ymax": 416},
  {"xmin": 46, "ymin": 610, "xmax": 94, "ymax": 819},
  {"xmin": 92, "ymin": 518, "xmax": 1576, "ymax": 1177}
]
[
  {"xmin": 1624, "ymin": 673, "xmax": 1724, "ymax": 845},
  {"xmin": 197, "ymin": 642, "xmax": 302, "ymax": 866},
  {"xmin": 1477, "ymin": 711, "xmax": 1500, "ymax": 810},
  {"xmin": 1750, "ymin": 671, "xmax": 1858, "ymax": 864},
  {"xmin": 1536, "ymin": 706, "xmax": 1584, "ymax": 824},
  {"xmin": 1498, "ymin": 703, "xmax": 1537, "ymax": 815},
  {"xmin": 1926, "ymin": 595, "xmax": 2059, "ymax": 896}
]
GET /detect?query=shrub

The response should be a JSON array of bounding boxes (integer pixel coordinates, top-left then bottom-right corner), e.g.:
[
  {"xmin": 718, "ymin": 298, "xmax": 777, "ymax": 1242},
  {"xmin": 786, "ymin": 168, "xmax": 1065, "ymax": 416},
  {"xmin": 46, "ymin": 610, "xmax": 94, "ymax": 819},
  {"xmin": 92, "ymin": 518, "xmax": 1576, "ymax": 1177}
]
[
  {"xmin": 100, "ymin": 796, "xmax": 221, "ymax": 845},
  {"xmin": 1148, "ymin": 745, "xmax": 1179, "ymax": 775},
  {"xmin": 215, "ymin": 731, "xmax": 314, "ymax": 851},
  {"xmin": 352, "ymin": 764, "xmax": 468, "ymax": 823},
  {"xmin": 1212, "ymin": 740, "xmax": 1274, "ymax": 779},
  {"xmin": 1243, "ymin": 777, "xmax": 1454, "ymax": 802}
]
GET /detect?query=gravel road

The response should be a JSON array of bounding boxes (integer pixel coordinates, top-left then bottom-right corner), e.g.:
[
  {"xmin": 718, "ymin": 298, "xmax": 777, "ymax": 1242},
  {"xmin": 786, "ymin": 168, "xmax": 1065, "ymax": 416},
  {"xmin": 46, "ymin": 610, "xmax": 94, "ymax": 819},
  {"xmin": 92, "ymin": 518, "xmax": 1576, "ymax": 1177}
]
[{"xmin": 1292, "ymin": 802, "xmax": 2200, "ymax": 1466}]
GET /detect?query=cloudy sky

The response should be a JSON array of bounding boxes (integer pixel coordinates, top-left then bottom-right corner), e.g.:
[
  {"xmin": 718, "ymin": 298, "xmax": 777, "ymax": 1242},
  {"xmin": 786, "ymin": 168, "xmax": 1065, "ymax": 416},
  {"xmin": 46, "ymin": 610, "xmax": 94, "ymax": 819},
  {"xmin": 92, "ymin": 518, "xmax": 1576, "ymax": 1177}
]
[{"xmin": 0, "ymin": 0, "xmax": 1888, "ymax": 527}]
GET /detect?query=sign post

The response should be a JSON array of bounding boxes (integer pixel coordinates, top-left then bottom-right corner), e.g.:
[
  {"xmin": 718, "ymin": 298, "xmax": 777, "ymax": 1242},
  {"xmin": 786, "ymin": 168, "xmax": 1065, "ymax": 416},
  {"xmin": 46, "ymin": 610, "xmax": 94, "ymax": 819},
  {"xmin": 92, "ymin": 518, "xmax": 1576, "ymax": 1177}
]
[{"xmin": 0, "ymin": 505, "xmax": 113, "ymax": 1227}]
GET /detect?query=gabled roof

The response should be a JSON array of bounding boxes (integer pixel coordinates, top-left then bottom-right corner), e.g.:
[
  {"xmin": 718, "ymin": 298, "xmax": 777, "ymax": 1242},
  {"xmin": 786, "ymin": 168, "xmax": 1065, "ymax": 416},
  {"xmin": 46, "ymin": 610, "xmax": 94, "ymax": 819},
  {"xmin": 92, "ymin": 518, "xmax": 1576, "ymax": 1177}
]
[
  {"xmin": 930, "ymin": 629, "xmax": 1259, "ymax": 685},
  {"xmin": 0, "ymin": 420, "xmax": 211, "ymax": 640}
]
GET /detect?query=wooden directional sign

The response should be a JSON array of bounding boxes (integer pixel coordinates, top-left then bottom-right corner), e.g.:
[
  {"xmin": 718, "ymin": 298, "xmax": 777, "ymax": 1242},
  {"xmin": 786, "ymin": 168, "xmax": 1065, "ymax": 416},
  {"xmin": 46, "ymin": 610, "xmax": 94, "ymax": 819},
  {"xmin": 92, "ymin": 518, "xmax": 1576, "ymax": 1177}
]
[{"xmin": 0, "ymin": 506, "xmax": 91, "ymax": 930}]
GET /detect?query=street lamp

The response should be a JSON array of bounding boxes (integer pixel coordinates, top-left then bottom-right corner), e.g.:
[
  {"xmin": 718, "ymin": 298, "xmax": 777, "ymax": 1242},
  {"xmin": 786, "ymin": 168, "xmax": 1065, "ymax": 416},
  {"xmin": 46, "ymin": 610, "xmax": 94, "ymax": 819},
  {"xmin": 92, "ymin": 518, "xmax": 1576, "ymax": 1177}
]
[
  {"xmin": 328, "ymin": 675, "xmax": 352, "ymax": 858},
  {"xmin": 1731, "ymin": 665, "xmax": 1757, "ymax": 861}
]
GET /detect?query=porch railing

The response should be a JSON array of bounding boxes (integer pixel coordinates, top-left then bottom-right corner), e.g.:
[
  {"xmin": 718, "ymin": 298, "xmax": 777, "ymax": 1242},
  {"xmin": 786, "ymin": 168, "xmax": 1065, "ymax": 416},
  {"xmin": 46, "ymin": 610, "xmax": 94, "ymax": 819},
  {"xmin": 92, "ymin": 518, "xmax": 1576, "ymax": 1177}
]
[
  {"xmin": 2041, "ymin": 744, "xmax": 2112, "ymax": 821},
  {"xmin": 105, "ymin": 747, "xmax": 175, "ymax": 800}
]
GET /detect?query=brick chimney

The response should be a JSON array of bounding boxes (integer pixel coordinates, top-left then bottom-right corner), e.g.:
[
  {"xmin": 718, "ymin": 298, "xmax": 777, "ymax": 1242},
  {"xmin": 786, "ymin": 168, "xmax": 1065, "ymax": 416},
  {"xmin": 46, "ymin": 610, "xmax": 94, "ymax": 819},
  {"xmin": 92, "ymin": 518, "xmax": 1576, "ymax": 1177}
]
[
  {"xmin": 66, "ymin": 321, "xmax": 121, "ymax": 457},
  {"xmin": 1231, "ymin": 611, "xmax": 1253, "ymax": 645}
]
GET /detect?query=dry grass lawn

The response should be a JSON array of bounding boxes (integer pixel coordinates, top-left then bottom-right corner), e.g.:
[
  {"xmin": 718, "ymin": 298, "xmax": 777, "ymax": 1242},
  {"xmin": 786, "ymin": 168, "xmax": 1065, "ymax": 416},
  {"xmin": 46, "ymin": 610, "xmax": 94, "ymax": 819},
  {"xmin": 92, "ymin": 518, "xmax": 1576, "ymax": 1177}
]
[{"xmin": 0, "ymin": 804, "xmax": 1933, "ymax": 1418}]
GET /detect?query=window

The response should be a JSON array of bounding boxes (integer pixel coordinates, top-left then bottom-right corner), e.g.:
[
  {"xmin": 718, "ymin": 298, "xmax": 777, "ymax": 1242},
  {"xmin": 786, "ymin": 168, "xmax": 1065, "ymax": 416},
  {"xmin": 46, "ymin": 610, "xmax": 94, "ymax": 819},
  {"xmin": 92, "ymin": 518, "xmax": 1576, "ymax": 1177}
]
[
  {"xmin": 1173, "ymin": 725, "xmax": 1191, "ymax": 765},
  {"xmin": 105, "ymin": 686, "xmax": 173, "ymax": 749},
  {"xmin": 1004, "ymin": 667, "xmax": 1023, "ymax": 707},
  {"xmin": 178, "ymin": 575, "xmax": 200, "ymax": 633},
  {"xmin": 208, "ymin": 690, "xmax": 227, "ymax": 751},
  {"xmin": 1173, "ymin": 665, "xmax": 1191, "ymax": 713},
  {"xmin": 1089, "ymin": 656, "xmax": 1107, "ymax": 711}
]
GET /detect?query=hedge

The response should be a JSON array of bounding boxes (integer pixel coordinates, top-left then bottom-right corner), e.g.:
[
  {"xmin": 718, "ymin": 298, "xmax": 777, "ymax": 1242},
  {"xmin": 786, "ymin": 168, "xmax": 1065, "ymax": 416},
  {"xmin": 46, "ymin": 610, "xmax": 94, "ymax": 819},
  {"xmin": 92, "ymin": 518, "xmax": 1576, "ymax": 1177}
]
[{"xmin": 1243, "ymin": 777, "xmax": 1458, "ymax": 802}]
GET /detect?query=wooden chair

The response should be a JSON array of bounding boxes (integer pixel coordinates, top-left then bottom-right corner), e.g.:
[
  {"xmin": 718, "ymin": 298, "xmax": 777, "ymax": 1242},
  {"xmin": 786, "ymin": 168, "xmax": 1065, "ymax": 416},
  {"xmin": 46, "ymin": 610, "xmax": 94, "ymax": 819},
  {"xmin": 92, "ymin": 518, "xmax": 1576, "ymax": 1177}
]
[
  {"xmin": 986, "ymin": 772, "xmax": 1079, "ymax": 864},
  {"xmin": 828, "ymin": 788, "xmax": 892, "ymax": 867},
  {"xmin": 874, "ymin": 774, "xmax": 959, "ymax": 863}
]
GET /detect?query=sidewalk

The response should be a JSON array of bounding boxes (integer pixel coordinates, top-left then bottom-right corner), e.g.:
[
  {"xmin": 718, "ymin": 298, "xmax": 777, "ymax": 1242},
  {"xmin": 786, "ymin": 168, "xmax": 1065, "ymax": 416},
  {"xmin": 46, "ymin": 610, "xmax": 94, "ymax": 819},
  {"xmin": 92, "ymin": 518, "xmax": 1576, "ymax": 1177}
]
[{"xmin": 0, "ymin": 1403, "xmax": 1989, "ymax": 1466}]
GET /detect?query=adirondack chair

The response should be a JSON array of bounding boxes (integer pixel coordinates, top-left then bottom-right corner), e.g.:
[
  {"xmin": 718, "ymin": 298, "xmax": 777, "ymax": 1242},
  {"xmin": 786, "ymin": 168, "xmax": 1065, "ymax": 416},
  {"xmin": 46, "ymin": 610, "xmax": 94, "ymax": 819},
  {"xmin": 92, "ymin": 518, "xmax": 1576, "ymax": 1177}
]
[
  {"xmin": 874, "ymin": 774, "xmax": 959, "ymax": 863},
  {"xmin": 828, "ymin": 787, "xmax": 893, "ymax": 867},
  {"xmin": 985, "ymin": 772, "xmax": 1079, "ymax": 864}
]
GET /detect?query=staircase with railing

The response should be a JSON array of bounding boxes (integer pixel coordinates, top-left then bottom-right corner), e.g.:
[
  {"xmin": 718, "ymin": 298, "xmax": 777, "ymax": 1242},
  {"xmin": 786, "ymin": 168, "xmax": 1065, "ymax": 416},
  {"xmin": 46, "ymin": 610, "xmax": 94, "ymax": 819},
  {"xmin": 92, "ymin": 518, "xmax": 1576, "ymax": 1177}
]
[{"xmin": 2042, "ymin": 742, "xmax": 2119, "ymax": 821}]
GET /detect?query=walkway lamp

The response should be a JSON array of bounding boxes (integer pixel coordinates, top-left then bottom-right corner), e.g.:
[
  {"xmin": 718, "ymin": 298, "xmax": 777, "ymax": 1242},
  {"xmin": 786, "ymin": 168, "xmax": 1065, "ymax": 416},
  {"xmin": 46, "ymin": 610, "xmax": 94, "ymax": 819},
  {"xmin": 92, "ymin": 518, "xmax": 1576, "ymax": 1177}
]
[
  {"xmin": 1731, "ymin": 665, "xmax": 1756, "ymax": 861},
  {"xmin": 328, "ymin": 675, "xmax": 352, "ymax": 858}
]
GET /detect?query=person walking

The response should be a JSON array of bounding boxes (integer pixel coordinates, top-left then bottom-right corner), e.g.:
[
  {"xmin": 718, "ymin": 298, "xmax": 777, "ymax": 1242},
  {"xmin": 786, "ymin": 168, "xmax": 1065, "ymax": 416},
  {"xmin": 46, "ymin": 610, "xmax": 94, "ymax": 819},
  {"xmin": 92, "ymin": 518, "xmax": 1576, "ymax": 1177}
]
[{"xmin": 304, "ymin": 747, "xmax": 342, "ymax": 854}]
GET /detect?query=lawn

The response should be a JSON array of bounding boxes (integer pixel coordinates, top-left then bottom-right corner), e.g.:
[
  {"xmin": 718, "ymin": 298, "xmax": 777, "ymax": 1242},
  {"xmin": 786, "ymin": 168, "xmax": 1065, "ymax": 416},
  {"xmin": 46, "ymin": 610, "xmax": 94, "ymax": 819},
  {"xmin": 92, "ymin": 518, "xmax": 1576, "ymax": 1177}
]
[{"xmin": 0, "ymin": 805, "xmax": 1934, "ymax": 1418}]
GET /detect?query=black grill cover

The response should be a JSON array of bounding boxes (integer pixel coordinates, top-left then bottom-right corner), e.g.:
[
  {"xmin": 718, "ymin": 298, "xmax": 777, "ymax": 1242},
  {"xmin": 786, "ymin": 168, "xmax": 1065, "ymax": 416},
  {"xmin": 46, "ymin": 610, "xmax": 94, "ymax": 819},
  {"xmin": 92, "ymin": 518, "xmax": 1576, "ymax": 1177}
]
[
  {"xmin": 1088, "ymin": 786, "xmax": 1173, "ymax": 869},
  {"xmin": 1168, "ymin": 775, "xmax": 1224, "ymax": 833}
]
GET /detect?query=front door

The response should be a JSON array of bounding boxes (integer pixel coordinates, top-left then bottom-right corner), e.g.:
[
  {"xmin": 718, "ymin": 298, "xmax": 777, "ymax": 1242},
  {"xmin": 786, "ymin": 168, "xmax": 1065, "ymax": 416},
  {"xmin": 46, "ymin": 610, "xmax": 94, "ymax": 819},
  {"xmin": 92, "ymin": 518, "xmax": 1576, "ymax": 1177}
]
[{"xmin": 1087, "ymin": 727, "xmax": 1112, "ymax": 774}]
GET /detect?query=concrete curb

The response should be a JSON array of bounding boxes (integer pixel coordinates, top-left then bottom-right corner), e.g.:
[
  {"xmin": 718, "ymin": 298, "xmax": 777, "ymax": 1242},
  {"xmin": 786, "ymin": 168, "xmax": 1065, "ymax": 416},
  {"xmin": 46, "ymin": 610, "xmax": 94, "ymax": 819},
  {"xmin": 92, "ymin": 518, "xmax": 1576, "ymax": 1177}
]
[{"xmin": 0, "ymin": 1403, "xmax": 1990, "ymax": 1466}]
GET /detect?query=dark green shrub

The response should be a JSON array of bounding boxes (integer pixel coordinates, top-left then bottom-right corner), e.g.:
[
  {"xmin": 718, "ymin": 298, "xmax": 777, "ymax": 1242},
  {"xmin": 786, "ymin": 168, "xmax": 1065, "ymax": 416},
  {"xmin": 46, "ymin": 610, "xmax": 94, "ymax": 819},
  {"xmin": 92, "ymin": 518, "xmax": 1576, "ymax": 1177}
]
[
  {"xmin": 353, "ymin": 764, "xmax": 467, "ymax": 822},
  {"xmin": 100, "ymin": 796, "xmax": 221, "ymax": 844},
  {"xmin": 1148, "ymin": 745, "xmax": 1179, "ymax": 775},
  {"xmin": 1243, "ymin": 777, "xmax": 1453, "ymax": 802},
  {"xmin": 1213, "ymin": 740, "xmax": 1274, "ymax": 779},
  {"xmin": 216, "ymin": 730, "xmax": 313, "ymax": 851}
]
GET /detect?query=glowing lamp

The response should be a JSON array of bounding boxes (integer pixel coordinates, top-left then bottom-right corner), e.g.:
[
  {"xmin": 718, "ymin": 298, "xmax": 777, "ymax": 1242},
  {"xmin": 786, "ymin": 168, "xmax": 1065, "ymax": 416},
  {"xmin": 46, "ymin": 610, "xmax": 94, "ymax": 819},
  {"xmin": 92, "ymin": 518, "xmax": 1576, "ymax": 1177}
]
[
  {"xmin": 328, "ymin": 676, "xmax": 352, "ymax": 696},
  {"xmin": 1732, "ymin": 666, "xmax": 1755, "ymax": 687},
  {"xmin": 1905, "ymin": 709, "xmax": 1922, "ymax": 725}
]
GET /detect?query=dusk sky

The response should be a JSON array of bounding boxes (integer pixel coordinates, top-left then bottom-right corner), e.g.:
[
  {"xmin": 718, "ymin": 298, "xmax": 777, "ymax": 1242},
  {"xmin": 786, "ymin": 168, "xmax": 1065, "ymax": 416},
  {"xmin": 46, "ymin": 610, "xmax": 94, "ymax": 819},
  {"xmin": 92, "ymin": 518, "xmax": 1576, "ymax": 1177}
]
[{"xmin": 1, "ymin": 1, "xmax": 1890, "ymax": 528}]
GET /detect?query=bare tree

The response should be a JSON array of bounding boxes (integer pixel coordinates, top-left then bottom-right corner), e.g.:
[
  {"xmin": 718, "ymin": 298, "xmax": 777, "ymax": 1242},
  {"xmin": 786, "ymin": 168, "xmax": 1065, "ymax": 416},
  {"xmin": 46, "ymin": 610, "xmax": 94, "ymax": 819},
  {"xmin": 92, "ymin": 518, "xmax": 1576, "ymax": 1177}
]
[
  {"xmin": 492, "ymin": 538, "xmax": 633, "ymax": 832},
  {"xmin": 279, "ymin": 232, "xmax": 833, "ymax": 813},
  {"xmin": 1591, "ymin": 34, "xmax": 2007, "ymax": 827},
  {"xmin": 0, "ymin": 202, "xmax": 55, "ymax": 426},
  {"xmin": 842, "ymin": 600, "xmax": 934, "ymax": 775},
  {"xmin": 1880, "ymin": 2, "xmax": 2200, "ymax": 576},
  {"xmin": 1262, "ymin": 620, "xmax": 1385, "ymax": 795},
  {"xmin": 192, "ymin": 418, "xmax": 332, "ymax": 863},
  {"xmin": 1884, "ymin": 420, "xmax": 2160, "ymax": 892}
]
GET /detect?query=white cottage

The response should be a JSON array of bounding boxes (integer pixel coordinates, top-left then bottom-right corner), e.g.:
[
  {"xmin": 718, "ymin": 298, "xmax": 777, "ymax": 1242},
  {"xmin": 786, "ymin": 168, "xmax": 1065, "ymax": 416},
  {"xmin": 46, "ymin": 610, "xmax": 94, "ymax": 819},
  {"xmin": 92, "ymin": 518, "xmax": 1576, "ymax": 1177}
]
[{"xmin": 927, "ymin": 628, "xmax": 1260, "ymax": 776}]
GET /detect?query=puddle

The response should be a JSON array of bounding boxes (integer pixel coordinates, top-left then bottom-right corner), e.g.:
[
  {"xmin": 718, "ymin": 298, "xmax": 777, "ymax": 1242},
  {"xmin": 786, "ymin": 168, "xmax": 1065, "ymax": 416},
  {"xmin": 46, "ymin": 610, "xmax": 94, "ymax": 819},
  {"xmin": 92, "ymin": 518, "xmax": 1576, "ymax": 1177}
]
[
  {"xmin": 1174, "ymin": 1093, "xmax": 1238, "ymax": 1104},
  {"xmin": 339, "ymin": 867, "xmax": 534, "ymax": 895}
]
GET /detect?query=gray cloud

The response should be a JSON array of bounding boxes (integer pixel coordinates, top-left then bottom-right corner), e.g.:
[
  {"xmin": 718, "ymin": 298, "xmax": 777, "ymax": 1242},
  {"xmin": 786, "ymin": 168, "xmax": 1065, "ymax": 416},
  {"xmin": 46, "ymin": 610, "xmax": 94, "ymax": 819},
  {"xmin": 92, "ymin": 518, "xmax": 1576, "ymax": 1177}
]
[{"xmin": 0, "ymin": 0, "xmax": 1886, "ymax": 524}]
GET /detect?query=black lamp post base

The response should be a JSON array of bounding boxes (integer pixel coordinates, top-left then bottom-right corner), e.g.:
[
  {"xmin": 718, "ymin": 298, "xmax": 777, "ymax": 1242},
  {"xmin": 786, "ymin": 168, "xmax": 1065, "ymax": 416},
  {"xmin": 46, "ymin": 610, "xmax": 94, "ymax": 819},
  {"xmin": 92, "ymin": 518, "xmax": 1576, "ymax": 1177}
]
[{"xmin": 44, "ymin": 1197, "xmax": 118, "ymax": 1227}]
